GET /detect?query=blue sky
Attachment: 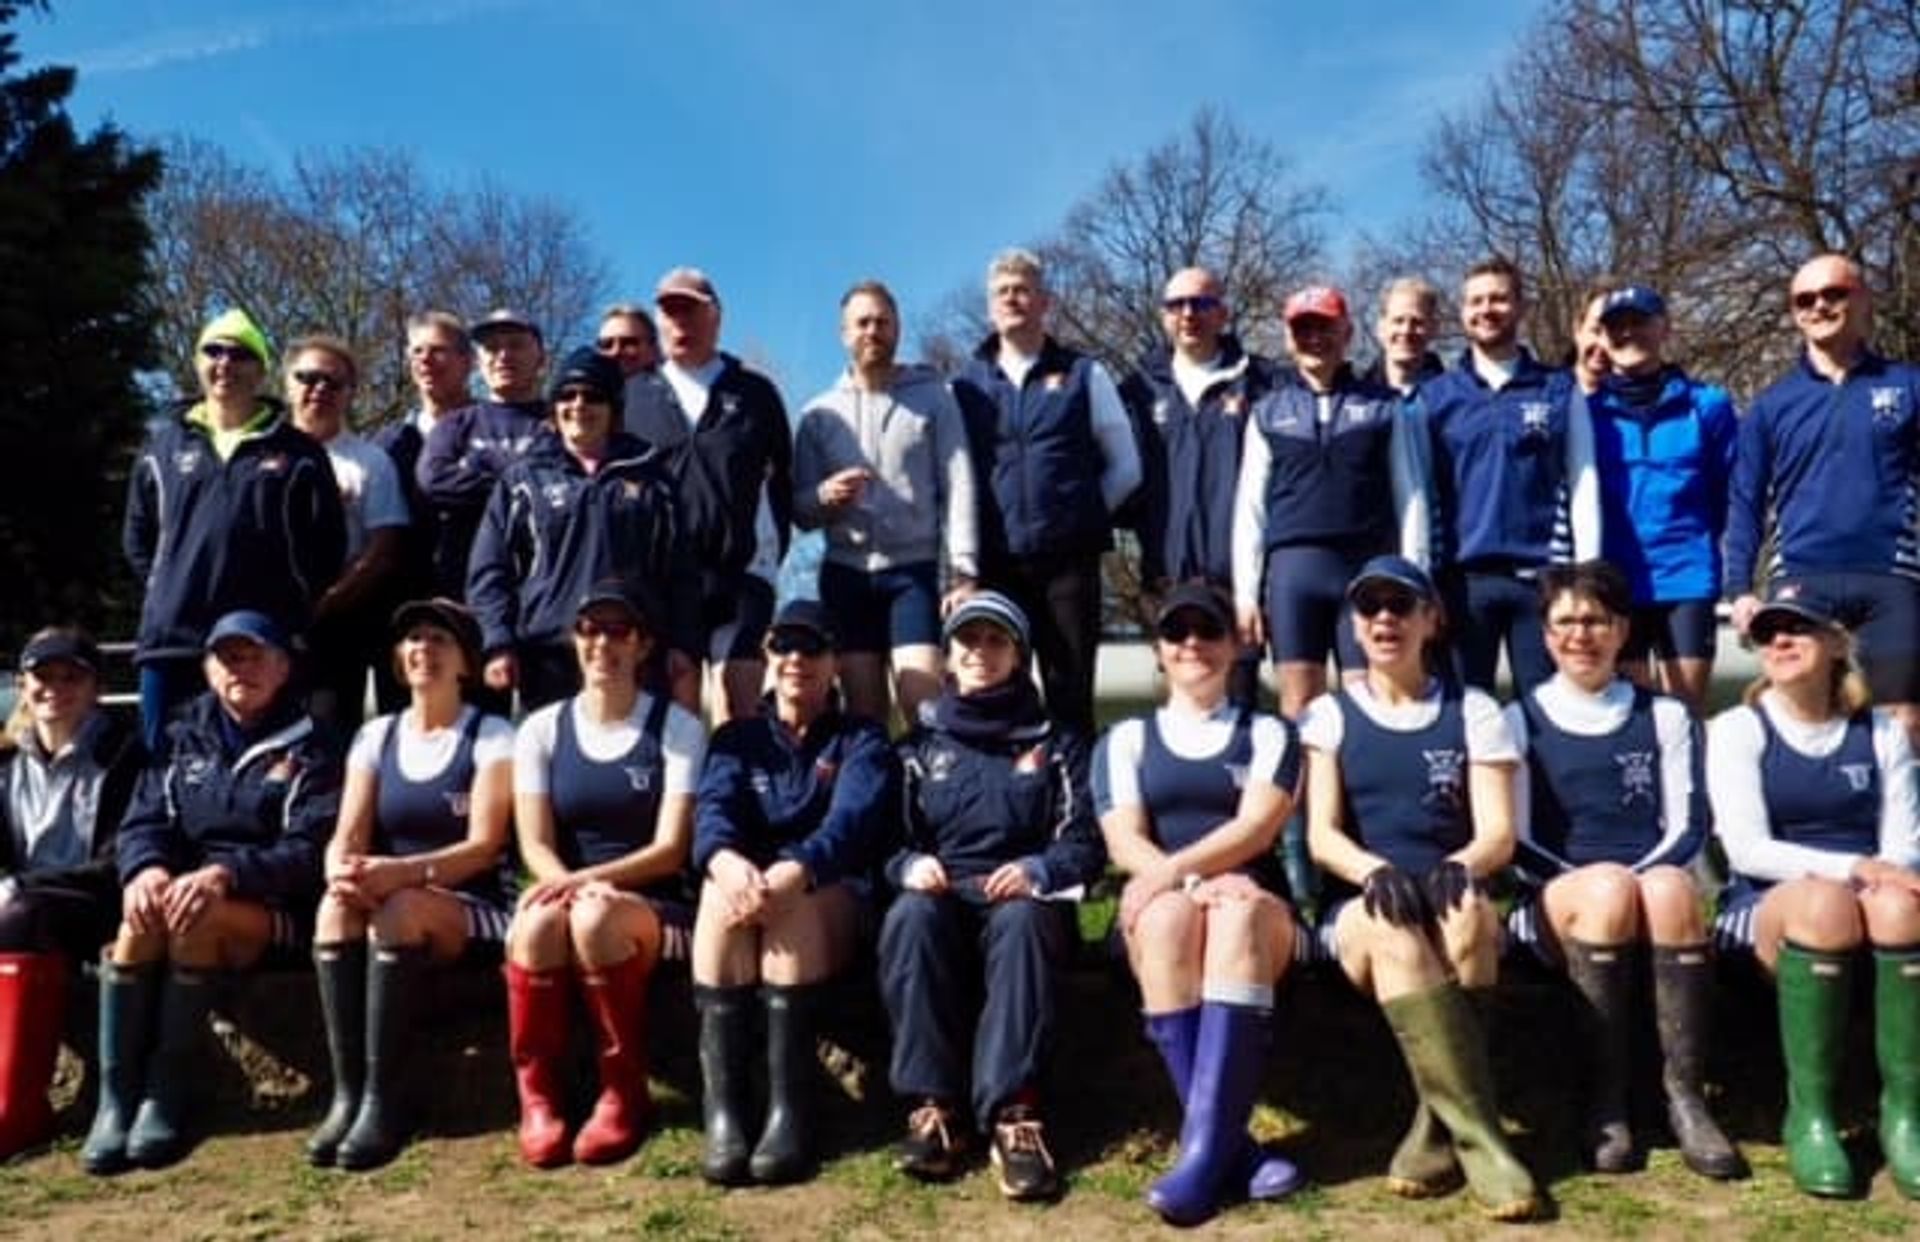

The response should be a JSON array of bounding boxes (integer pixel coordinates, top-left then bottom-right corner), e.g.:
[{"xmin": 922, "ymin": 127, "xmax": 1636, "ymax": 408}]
[{"xmin": 23, "ymin": 0, "xmax": 1539, "ymax": 400}]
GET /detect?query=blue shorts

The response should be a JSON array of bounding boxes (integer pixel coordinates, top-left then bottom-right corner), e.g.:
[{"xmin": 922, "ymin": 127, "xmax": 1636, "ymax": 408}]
[
  {"xmin": 1711, "ymin": 886, "xmax": 1764, "ymax": 954},
  {"xmin": 1262, "ymin": 544, "xmax": 1372, "ymax": 668},
  {"xmin": 1624, "ymin": 599, "xmax": 1718, "ymax": 662},
  {"xmin": 1775, "ymin": 571, "xmax": 1920, "ymax": 703},
  {"xmin": 817, "ymin": 560, "xmax": 941, "ymax": 655}
]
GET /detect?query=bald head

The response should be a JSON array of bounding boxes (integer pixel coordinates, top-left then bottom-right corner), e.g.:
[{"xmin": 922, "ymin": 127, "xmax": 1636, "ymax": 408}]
[
  {"xmin": 1789, "ymin": 252, "xmax": 1871, "ymax": 361},
  {"xmin": 1160, "ymin": 267, "xmax": 1230, "ymax": 362}
]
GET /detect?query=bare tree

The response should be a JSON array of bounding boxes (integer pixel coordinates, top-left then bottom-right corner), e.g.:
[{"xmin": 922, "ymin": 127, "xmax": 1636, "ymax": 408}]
[{"xmin": 143, "ymin": 139, "xmax": 614, "ymax": 424}]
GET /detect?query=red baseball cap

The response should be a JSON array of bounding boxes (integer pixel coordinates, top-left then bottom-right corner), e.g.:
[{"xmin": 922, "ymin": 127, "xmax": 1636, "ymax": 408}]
[{"xmin": 1284, "ymin": 286, "xmax": 1350, "ymax": 323}]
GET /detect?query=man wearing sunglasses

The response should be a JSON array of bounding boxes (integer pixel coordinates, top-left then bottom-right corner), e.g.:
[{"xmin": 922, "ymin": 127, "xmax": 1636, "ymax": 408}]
[
  {"xmin": 596, "ymin": 304, "xmax": 659, "ymax": 378},
  {"xmin": 123, "ymin": 308, "xmax": 347, "ymax": 751},
  {"xmin": 283, "ymin": 335, "xmax": 411, "ymax": 730},
  {"xmin": 1121, "ymin": 267, "xmax": 1276, "ymax": 708},
  {"xmin": 1727, "ymin": 254, "xmax": 1920, "ymax": 749},
  {"xmin": 952, "ymin": 249, "xmax": 1143, "ymax": 735}
]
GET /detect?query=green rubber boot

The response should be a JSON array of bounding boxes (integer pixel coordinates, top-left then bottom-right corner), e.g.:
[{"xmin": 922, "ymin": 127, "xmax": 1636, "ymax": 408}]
[
  {"xmin": 1874, "ymin": 946, "xmax": 1920, "ymax": 1199},
  {"xmin": 1775, "ymin": 942, "xmax": 1854, "ymax": 1198}
]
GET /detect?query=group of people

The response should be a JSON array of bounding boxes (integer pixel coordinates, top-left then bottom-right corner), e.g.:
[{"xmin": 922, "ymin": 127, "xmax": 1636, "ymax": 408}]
[{"xmin": 0, "ymin": 244, "xmax": 1915, "ymax": 1221}]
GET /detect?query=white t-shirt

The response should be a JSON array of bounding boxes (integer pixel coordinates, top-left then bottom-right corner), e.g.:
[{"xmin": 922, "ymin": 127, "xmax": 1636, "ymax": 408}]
[
  {"xmin": 347, "ymin": 707, "xmax": 514, "ymax": 780},
  {"xmin": 1299, "ymin": 679, "xmax": 1517, "ymax": 762},
  {"xmin": 1096, "ymin": 702, "xmax": 1293, "ymax": 811},
  {"xmin": 512, "ymin": 694, "xmax": 708, "ymax": 796},
  {"xmin": 322, "ymin": 429, "xmax": 410, "ymax": 561}
]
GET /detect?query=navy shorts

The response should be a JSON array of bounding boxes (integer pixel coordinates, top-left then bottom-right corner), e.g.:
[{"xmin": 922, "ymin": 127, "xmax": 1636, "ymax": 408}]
[
  {"xmin": 1624, "ymin": 599, "xmax": 1718, "ymax": 662},
  {"xmin": 817, "ymin": 560, "xmax": 941, "ymax": 654},
  {"xmin": 700, "ymin": 575, "xmax": 776, "ymax": 663},
  {"xmin": 1262, "ymin": 544, "xmax": 1372, "ymax": 668},
  {"xmin": 1775, "ymin": 571, "xmax": 1920, "ymax": 703}
]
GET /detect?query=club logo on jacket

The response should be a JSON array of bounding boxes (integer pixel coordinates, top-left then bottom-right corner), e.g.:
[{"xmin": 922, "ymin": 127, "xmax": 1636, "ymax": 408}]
[
  {"xmin": 444, "ymin": 792, "xmax": 471, "ymax": 817},
  {"xmin": 258, "ymin": 452, "xmax": 288, "ymax": 474},
  {"xmin": 1519, "ymin": 402, "xmax": 1551, "ymax": 439},
  {"xmin": 180, "ymin": 755, "xmax": 213, "ymax": 786},
  {"xmin": 545, "ymin": 483, "xmax": 570, "ymax": 509},
  {"xmin": 1222, "ymin": 392, "xmax": 1246, "ymax": 417},
  {"xmin": 1348, "ymin": 402, "xmax": 1378, "ymax": 424},
  {"xmin": 266, "ymin": 754, "xmax": 299, "ymax": 784},
  {"xmin": 719, "ymin": 393, "xmax": 741, "ymax": 418},
  {"xmin": 622, "ymin": 479, "xmax": 645, "ymax": 500},
  {"xmin": 1872, "ymin": 387, "xmax": 1904, "ymax": 423},
  {"xmin": 624, "ymin": 763, "xmax": 655, "ymax": 793},
  {"xmin": 1044, "ymin": 373, "xmax": 1066, "ymax": 391},
  {"xmin": 814, "ymin": 758, "xmax": 839, "ymax": 787},
  {"xmin": 1152, "ymin": 397, "xmax": 1172, "ymax": 426},
  {"xmin": 1014, "ymin": 744, "xmax": 1047, "ymax": 775},
  {"xmin": 924, "ymin": 748, "xmax": 956, "ymax": 783},
  {"xmin": 1421, "ymin": 748, "xmax": 1466, "ymax": 811},
  {"xmin": 1616, "ymin": 751, "xmax": 1656, "ymax": 805},
  {"xmin": 173, "ymin": 449, "xmax": 202, "ymax": 476},
  {"xmin": 1841, "ymin": 762, "xmax": 1876, "ymax": 793}
]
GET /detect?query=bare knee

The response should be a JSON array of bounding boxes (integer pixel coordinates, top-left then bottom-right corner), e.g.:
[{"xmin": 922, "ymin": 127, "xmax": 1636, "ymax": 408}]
[
  {"xmin": 1775, "ymin": 877, "xmax": 1866, "ymax": 951},
  {"xmin": 1130, "ymin": 894, "xmax": 1202, "ymax": 974},
  {"xmin": 1201, "ymin": 897, "xmax": 1286, "ymax": 982},
  {"xmin": 369, "ymin": 888, "xmax": 433, "ymax": 946},
  {"xmin": 1547, "ymin": 863, "xmax": 1642, "ymax": 944},
  {"xmin": 1637, "ymin": 865, "xmax": 1706, "ymax": 944},
  {"xmin": 1862, "ymin": 884, "xmax": 1920, "ymax": 948},
  {"xmin": 314, "ymin": 891, "xmax": 367, "ymax": 943},
  {"xmin": 508, "ymin": 900, "xmax": 573, "ymax": 968}
]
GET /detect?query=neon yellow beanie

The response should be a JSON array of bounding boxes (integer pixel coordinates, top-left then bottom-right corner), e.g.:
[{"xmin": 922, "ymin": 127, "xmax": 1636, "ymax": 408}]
[{"xmin": 196, "ymin": 308, "xmax": 274, "ymax": 368}]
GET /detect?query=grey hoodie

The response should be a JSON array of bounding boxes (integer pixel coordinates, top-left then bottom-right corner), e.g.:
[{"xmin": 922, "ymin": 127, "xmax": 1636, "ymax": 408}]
[{"xmin": 793, "ymin": 363, "xmax": 978, "ymax": 578}]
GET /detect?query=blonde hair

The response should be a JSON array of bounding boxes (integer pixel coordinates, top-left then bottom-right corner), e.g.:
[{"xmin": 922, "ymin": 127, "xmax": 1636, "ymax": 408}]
[
  {"xmin": 1740, "ymin": 626, "xmax": 1872, "ymax": 716},
  {"xmin": 1379, "ymin": 276, "xmax": 1439, "ymax": 320},
  {"xmin": 986, "ymin": 248, "xmax": 1046, "ymax": 293},
  {"xmin": 5, "ymin": 626, "xmax": 102, "ymax": 750}
]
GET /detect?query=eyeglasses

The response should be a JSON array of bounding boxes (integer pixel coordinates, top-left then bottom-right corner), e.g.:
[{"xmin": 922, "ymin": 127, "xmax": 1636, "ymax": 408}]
[
  {"xmin": 597, "ymin": 336, "xmax": 646, "ymax": 351},
  {"xmin": 200, "ymin": 342, "xmax": 257, "ymax": 363},
  {"xmin": 573, "ymin": 617, "xmax": 639, "ymax": 642},
  {"xmin": 1547, "ymin": 612, "xmax": 1616, "ymax": 634},
  {"xmin": 1751, "ymin": 615, "xmax": 1823, "ymax": 644},
  {"xmin": 1353, "ymin": 589, "xmax": 1421, "ymax": 619},
  {"xmin": 292, "ymin": 369, "xmax": 349, "ymax": 391},
  {"xmin": 1790, "ymin": 285, "xmax": 1853, "ymax": 312},
  {"xmin": 1162, "ymin": 295, "xmax": 1223, "ymax": 315},
  {"xmin": 1157, "ymin": 615, "xmax": 1228, "ymax": 644},
  {"xmin": 555, "ymin": 385, "xmax": 609, "ymax": 405},
  {"xmin": 766, "ymin": 630, "xmax": 830, "ymax": 658}
]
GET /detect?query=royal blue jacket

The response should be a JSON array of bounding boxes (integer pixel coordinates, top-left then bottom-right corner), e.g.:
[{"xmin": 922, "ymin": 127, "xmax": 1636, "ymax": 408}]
[
  {"xmin": 954, "ymin": 336, "xmax": 1112, "ymax": 563},
  {"xmin": 621, "ymin": 355, "xmax": 792, "ymax": 590},
  {"xmin": 691, "ymin": 703, "xmax": 899, "ymax": 888},
  {"xmin": 122, "ymin": 400, "xmax": 347, "ymax": 663},
  {"xmin": 1423, "ymin": 350, "xmax": 1584, "ymax": 570},
  {"xmin": 887, "ymin": 716, "xmax": 1102, "ymax": 895},
  {"xmin": 1725, "ymin": 351, "xmax": 1920, "ymax": 595},
  {"xmin": 416, "ymin": 399, "xmax": 544, "ymax": 599},
  {"xmin": 465, "ymin": 429, "xmax": 696, "ymax": 660},
  {"xmin": 1122, "ymin": 338, "xmax": 1275, "ymax": 586},
  {"xmin": 1590, "ymin": 369, "xmax": 1737, "ymax": 603},
  {"xmin": 115, "ymin": 694, "xmax": 339, "ymax": 907}
]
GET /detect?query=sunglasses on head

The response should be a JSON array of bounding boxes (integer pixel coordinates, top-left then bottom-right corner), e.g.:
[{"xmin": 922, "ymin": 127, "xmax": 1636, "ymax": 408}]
[
  {"xmin": 766, "ymin": 630, "xmax": 829, "ymax": 658},
  {"xmin": 1157, "ymin": 614, "xmax": 1228, "ymax": 644},
  {"xmin": 1353, "ymin": 588, "xmax": 1422, "ymax": 619},
  {"xmin": 573, "ymin": 616, "xmax": 639, "ymax": 641},
  {"xmin": 1790, "ymin": 285, "xmax": 1853, "ymax": 312},
  {"xmin": 200, "ymin": 342, "xmax": 256, "ymax": 363},
  {"xmin": 292, "ymin": 369, "xmax": 348, "ymax": 391},
  {"xmin": 1162, "ymin": 294, "xmax": 1223, "ymax": 314}
]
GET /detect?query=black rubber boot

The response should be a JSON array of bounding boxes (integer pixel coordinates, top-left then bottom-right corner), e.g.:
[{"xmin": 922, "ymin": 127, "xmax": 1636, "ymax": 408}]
[
  {"xmin": 1564, "ymin": 940, "xmax": 1638, "ymax": 1173},
  {"xmin": 125, "ymin": 966, "xmax": 217, "ymax": 1169},
  {"xmin": 306, "ymin": 941, "xmax": 367, "ymax": 1167},
  {"xmin": 750, "ymin": 984, "xmax": 817, "ymax": 1184},
  {"xmin": 337, "ymin": 944, "xmax": 425, "ymax": 1171},
  {"xmin": 697, "ymin": 985, "xmax": 757, "ymax": 1186},
  {"xmin": 82, "ymin": 961, "xmax": 160, "ymax": 1175},
  {"xmin": 1650, "ymin": 944, "xmax": 1745, "ymax": 1180}
]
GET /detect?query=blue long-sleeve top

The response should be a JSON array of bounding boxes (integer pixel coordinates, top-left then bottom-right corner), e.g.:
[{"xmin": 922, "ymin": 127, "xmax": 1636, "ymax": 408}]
[
  {"xmin": 1723, "ymin": 351, "xmax": 1920, "ymax": 596},
  {"xmin": 691, "ymin": 703, "xmax": 899, "ymax": 888},
  {"xmin": 415, "ymin": 398, "xmax": 543, "ymax": 598}
]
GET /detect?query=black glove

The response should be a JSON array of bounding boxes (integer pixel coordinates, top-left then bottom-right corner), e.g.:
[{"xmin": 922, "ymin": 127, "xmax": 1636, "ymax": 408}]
[
  {"xmin": 1361, "ymin": 865, "xmax": 1430, "ymax": 928},
  {"xmin": 1424, "ymin": 860, "xmax": 1475, "ymax": 915}
]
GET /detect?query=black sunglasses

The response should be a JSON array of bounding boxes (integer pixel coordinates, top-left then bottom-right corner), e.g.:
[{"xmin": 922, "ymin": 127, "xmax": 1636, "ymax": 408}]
[
  {"xmin": 597, "ymin": 335, "xmax": 646, "ymax": 350},
  {"xmin": 1353, "ymin": 588, "xmax": 1422, "ymax": 619},
  {"xmin": 1157, "ymin": 615, "xmax": 1228, "ymax": 644},
  {"xmin": 574, "ymin": 616, "xmax": 640, "ymax": 641},
  {"xmin": 1161, "ymin": 295, "xmax": 1223, "ymax": 314},
  {"xmin": 555, "ymin": 385, "xmax": 610, "ymax": 404},
  {"xmin": 1790, "ymin": 285, "xmax": 1853, "ymax": 312},
  {"xmin": 292, "ymin": 369, "xmax": 348, "ymax": 391},
  {"xmin": 766, "ymin": 630, "xmax": 830, "ymax": 658},
  {"xmin": 1751, "ymin": 614, "xmax": 1823, "ymax": 644},
  {"xmin": 200, "ymin": 342, "xmax": 256, "ymax": 362}
]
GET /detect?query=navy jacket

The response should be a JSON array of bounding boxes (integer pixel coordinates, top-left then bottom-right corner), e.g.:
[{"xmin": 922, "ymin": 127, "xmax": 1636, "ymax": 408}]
[
  {"xmin": 465, "ymin": 429, "xmax": 696, "ymax": 659},
  {"xmin": 115, "ymin": 694, "xmax": 339, "ymax": 907},
  {"xmin": 953, "ymin": 335, "xmax": 1111, "ymax": 563},
  {"xmin": 1248, "ymin": 364, "xmax": 1403, "ymax": 552},
  {"xmin": 122, "ymin": 400, "xmax": 347, "ymax": 662},
  {"xmin": 0, "ymin": 709, "xmax": 145, "ymax": 904},
  {"xmin": 887, "ymin": 716, "xmax": 1103, "ymax": 895},
  {"xmin": 691, "ymin": 703, "xmax": 898, "ymax": 888},
  {"xmin": 621, "ymin": 355, "xmax": 792, "ymax": 592},
  {"xmin": 415, "ymin": 399, "xmax": 544, "ymax": 599},
  {"xmin": 1122, "ymin": 338, "xmax": 1275, "ymax": 586}
]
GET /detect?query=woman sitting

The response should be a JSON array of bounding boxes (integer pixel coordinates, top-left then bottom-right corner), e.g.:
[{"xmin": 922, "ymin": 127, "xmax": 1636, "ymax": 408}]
[
  {"xmin": 1708, "ymin": 583, "xmax": 1920, "ymax": 1199},
  {"xmin": 0, "ymin": 629, "xmax": 143, "ymax": 1159},
  {"xmin": 1096, "ymin": 582, "xmax": 1305, "ymax": 1224},
  {"xmin": 880, "ymin": 592, "xmax": 1103, "ymax": 1203},
  {"xmin": 1505, "ymin": 561, "xmax": 1741, "ymax": 1178},
  {"xmin": 1300, "ymin": 556, "xmax": 1538, "ymax": 1220},
  {"xmin": 691, "ymin": 599, "xmax": 898, "ymax": 1186},
  {"xmin": 308, "ymin": 599, "xmax": 513, "ymax": 1169},
  {"xmin": 85, "ymin": 611, "xmax": 339, "ymax": 1173},
  {"xmin": 504, "ymin": 580, "xmax": 705, "ymax": 1168}
]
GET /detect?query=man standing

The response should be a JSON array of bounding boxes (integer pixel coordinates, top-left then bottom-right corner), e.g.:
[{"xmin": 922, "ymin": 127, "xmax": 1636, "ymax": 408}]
[
  {"xmin": 597, "ymin": 303, "xmax": 660, "ymax": 378},
  {"xmin": 284, "ymin": 335, "xmax": 410, "ymax": 729},
  {"xmin": 623, "ymin": 268, "xmax": 792, "ymax": 721},
  {"xmin": 1422, "ymin": 257, "xmax": 1598, "ymax": 694},
  {"xmin": 952, "ymin": 249, "xmax": 1142, "ymax": 734},
  {"xmin": 1367, "ymin": 278, "xmax": 1446, "ymax": 397},
  {"xmin": 1727, "ymin": 253, "xmax": 1920, "ymax": 744},
  {"xmin": 1122, "ymin": 266, "xmax": 1275, "ymax": 707},
  {"xmin": 416, "ymin": 309, "xmax": 546, "ymax": 601}
]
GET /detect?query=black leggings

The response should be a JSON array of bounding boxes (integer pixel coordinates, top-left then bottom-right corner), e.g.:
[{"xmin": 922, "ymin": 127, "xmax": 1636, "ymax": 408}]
[{"xmin": 0, "ymin": 882, "xmax": 120, "ymax": 957}]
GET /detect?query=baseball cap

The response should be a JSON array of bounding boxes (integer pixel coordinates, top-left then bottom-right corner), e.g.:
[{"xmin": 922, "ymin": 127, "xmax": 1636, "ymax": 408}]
[
  {"xmin": 769, "ymin": 598, "xmax": 838, "ymax": 647},
  {"xmin": 391, "ymin": 598, "xmax": 483, "ymax": 674},
  {"xmin": 20, "ymin": 630, "xmax": 101, "ymax": 675},
  {"xmin": 1154, "ymin": 582, "xmax": 1234, "ymax": 632},
  {"xmin": 471, "ymin": 308, "xmax": 543, "ymax": 345},
  {"xmin": 204, "ymin": 610, "xmax": 291, "ymax": 655},
  {"xmin": 1284, "ymin": 286, "xmax": 1350, "ymax": 323},
  {"xmin": 576, "ymin": 577, "xmax": 658, "ymax": 630},
  {"xmin": 655, "ymin": 267, "xmax": 719, "ymax": 306},
  {"xmin": 1599, "ymin": 285, "xmax": 1667, "ymax": 323},
  {"xmin": 1749, "ymin": 582, "xmax": 1843, "ymax": 639},
  {"xmin": 1346, "ymin": 555, "xmax": 1437, "ymax": 606}
]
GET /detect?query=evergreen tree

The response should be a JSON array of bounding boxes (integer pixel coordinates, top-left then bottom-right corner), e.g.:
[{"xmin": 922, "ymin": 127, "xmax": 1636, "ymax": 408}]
[{"xmin": 0, "ymin": 0, "xmax": 160, "ymax": 654}]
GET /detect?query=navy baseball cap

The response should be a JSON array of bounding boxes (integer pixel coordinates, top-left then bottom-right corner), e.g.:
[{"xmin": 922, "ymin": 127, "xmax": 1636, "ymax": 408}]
[
  {"xmin": 1599, "ymin": 285, "xmax": 1667, "ymax": 323},
  {"xmin": 391, "ymin": 598, "xmax": 483, "ymax": 672},
  {"xmin": 204, "ymin": 610, "xmax": 291, "ymax": 655},
  {"xmin": 1750, "ymin": 582, "xmax": 1843, "ymax": 639},
  {"xmin": 1346, "ymin": 555, "xmax": 1437, "ymax": 605},
  {"xmin": 20, "ymin": 630, "xmax": 100, "ymax": 674},
  {"xmin": 576, "ymin": 577, "xmax": 658, "ymax": 630},
  {"xmin": 769, "ymin": 598, "xmax": 838, "ymax": 647},
  {"xmin": 1154, "ymin": 582, "xmax": 1234, "ymax": 631},
  {"xmin": 471, "ymin": 308, "xmax": 543, "ymax": 345},
  {"xmin": 944, "ymin": 590, "xmax": 1031, "ymax": 652}
]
